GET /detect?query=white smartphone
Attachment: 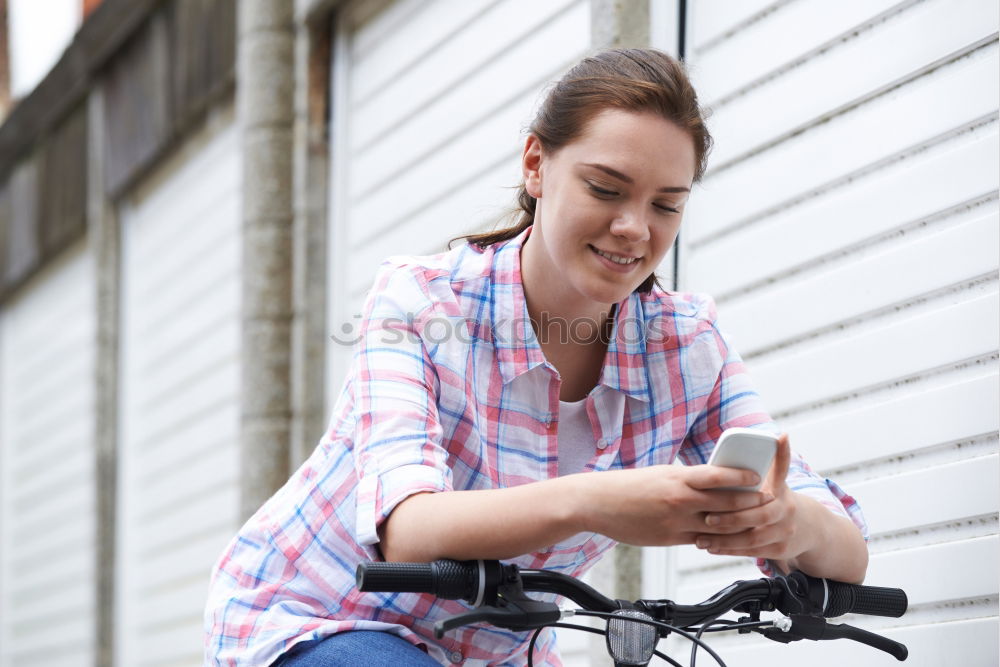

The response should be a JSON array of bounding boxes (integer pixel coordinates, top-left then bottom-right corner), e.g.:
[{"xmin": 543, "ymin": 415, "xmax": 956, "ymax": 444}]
[{"xmin": 706, "ymin": 428, "xmax": 778, "ymax": 492}]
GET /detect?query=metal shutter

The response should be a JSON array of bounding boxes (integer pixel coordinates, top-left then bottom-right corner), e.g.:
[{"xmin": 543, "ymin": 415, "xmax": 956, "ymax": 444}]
[
  {"xmin": 649, "ymin": 1, "xmax": 999, "ymax": 665},
  {"xmin": 0, "ymin": 245, "xmax": 97, "ymax": 666},
  {"xmin": 326, "ymin": 0, "xmax": 592, "ymax": 391},
  {"xmin": 116, "ymin": 119, "xmax": 242, "ymax": 666}
]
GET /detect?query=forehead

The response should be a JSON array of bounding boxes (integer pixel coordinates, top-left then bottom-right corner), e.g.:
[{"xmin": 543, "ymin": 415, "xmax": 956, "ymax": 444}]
[{"xmin": 557, "ymin": 109, "xmax": 697, "ymax": 185}]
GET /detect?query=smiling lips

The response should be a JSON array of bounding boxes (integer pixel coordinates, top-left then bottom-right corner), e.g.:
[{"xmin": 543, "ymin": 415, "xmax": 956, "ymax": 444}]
[{"xmin": 590, "ymin": 245, "xmax": 640, "ymax": 265}]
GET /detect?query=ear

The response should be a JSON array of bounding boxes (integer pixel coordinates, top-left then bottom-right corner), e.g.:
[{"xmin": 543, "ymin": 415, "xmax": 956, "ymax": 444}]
[{"xmin": 522, "ymin": 134, "xmax": 544, "ymax": 198}]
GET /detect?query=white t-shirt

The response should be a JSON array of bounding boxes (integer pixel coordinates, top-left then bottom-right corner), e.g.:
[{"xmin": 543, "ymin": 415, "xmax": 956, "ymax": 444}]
[{"xmin": 557, "ymin": 397, "xmax": 597, "ymax": 476}]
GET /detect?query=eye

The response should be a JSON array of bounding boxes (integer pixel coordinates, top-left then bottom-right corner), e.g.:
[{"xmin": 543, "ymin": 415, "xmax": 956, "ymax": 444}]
[
  {"xmin": 653, "ymin": 203, "xmax": 681, "ymax": 215},
  {"xmin": 587, "ymin": 181, "xmax": 619, "ymax": 198}
]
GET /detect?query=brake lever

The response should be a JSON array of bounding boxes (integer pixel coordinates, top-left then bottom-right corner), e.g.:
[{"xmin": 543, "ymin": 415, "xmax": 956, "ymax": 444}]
[
  {"xmin": 433, "ymin": 595, "xmax": 562, "ymax": 638},
  {"xmin": 433, "ymin": 565, "xmax": 562, "ymax": 639},
  {"xmin": 760, "ymin": 615, "xmax": 908, "ymax": 661}
]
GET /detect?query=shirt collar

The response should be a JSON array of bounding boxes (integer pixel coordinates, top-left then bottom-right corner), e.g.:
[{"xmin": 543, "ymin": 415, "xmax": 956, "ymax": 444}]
[{"xmin": 488, "ymin": 225, "xmax": 651, "ymax": 402}]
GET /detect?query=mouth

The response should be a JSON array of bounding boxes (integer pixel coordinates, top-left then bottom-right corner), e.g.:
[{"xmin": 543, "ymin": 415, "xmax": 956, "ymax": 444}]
[{"xmin": 589, "ymin": 245, "xmax": 641, "ymax": 266}]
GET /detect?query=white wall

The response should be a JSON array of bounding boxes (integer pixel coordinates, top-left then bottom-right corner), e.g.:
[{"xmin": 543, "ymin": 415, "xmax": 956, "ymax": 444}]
[
  {"xmin": 116, "ymin": 114, "xmax": 242, "ymax": 667},
  {"xmin": 0, "ymin": 243, "xmax": 97, "ymax": 667},
  {"xmin": 649, "ymin": 1, "xmax": 1000, "ymax": 665}
]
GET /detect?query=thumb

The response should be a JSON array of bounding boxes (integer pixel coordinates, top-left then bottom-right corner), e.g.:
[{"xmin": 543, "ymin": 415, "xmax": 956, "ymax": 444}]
[{"xmin": 765, "ymin": 433, "xmax": 791, "ymax": 493}]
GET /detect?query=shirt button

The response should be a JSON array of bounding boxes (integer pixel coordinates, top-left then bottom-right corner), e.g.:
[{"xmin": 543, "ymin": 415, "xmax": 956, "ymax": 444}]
[
  {"xmin": 597, "ymin": 439, "xmax": 608, "ymax": 450},
  {"xmin": 449, "ymin": 650, "xmax": 463, "ymax": 663}
]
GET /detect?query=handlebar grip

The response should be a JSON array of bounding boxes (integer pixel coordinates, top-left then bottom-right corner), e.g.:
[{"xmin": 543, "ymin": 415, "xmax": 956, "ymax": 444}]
[
  {"xmin": 825, "ymin": 581, "xmax": 908, "ymax": 618},
  {"xmin": 356, "ymin": 559, "xmax": 480, "ymax": 602}
]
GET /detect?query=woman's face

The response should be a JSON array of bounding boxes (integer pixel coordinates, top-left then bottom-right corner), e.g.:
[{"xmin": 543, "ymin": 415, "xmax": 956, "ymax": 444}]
[{"xmin": 522, "ymin": 109, "xmax": 697, "ymax": 314}]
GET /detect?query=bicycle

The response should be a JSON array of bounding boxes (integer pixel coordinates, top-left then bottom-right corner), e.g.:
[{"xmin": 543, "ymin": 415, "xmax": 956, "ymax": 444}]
[{"xmin": 356, "ymin": 558, "xmax": 909, "ymax": 666}]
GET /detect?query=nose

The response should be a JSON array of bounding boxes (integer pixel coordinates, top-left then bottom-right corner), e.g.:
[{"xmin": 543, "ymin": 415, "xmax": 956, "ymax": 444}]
[{"xmin": 610, "ymin": 208, "xmax": 650, "ymax": 243}]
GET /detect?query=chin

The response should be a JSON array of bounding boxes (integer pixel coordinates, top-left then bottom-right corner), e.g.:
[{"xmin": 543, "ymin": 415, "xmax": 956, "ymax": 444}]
[{"xmin": 581, "ymin": 283, "xmax": 634, "ymax": 308}]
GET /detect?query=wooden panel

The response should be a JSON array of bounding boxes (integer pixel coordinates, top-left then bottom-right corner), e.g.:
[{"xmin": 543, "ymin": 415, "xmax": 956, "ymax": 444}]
[
  {"xmin": 689, "ymin": 44, "xmax": 999, "ymax": 244},
  {"xmin": 102, "ymin": 7, "xmax": 173, "ymax": 196},
  {"xmin": 0, "ymin": 243, "xmax": 97, "ymax": 667},
  {"xmin": 2, "ymin": 156, "xmax": 40, "ymax": 287},
  {"xmin": 720, "ymin": 210, "xmax": 999, "ymax": 354},
  {"xmin": 38, "ymin": 102, "xmax": 87, "ymax": 259},
  {"xmin": 707, "ymin": 0, "xmax": 1000, "ymax": 168},
  {"xmin": 689, "ymin": 123, "xmax": 999, "ymax": 299},
  {"xmin": 117, "ymin": 121, "xmax": 240, "ymax": 667},
  {"xmin": 169, "ymin": 0, "xmax": 236, "ymax": 127},
  {"xmin": 101, "ymin": 0, "xmax": 236, "ymax": 197}
]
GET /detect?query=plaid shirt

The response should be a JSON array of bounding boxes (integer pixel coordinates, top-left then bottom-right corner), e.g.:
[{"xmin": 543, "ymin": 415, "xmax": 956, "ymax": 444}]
[{"xmin": 204, "ymin": 225, "xmax": 868, "ymax": 666}]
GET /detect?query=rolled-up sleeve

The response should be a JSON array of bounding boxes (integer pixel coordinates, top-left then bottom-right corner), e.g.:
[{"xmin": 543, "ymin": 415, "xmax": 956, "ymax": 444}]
[{"xmin": 351, "ymin": 261, "xmax": 454, "ymax": 548}]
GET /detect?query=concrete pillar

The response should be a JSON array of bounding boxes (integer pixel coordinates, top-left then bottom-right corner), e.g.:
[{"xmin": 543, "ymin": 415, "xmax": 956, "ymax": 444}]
[
  {"xmin": 87, "ymin": 86, "xmax": 118, "ymax": 667},
  {"xmin": 591, "ymin": 0, "xmax": 650, "ymax": 50},
  {"xmin": 238, "ymin": 0, "xmax": 295, "ymax": 519}
]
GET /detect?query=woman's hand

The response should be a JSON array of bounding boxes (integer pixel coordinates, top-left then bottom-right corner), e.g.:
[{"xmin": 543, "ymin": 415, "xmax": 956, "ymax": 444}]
[
  {"xmin": 576, "ymin": 463, "xmax": 774, "ymax": 547},
  {"xmin": 692, "ymin": 434, "xmax": 813, "ymax": 563}
]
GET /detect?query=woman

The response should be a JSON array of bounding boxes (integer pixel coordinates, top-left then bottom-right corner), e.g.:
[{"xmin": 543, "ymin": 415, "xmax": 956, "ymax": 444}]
[{"xmin": 204, "ymin": 48, "xmax": 869, "ymax": 666}]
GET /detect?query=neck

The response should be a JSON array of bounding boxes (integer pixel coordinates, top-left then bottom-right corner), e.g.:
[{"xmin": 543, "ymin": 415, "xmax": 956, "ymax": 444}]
[{"xmin": 520, "ymin": 237, "xmax": 616, "ymax": 348}]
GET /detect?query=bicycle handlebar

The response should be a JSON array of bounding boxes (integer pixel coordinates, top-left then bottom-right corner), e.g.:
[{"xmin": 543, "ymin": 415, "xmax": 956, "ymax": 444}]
[
  {"xmin": 355, "ymin": 559, "xmax": 482, "ymax": 601},
  {"xmin": 357, "ymin": 559, "xmax": 909, "ymax": 662},
  {"xmin": 357, "ymin": 559, "xmax": 907, "ymax": 620},
  {"xmin": 825, "ymin": 580, "xmax": 908, "ymax": 618}
]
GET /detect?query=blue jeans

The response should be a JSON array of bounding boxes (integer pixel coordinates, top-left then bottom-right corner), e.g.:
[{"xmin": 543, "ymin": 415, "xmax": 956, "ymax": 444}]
[{"xmin": 273, "ymin": 631, "xmax": 442, "ymax": 666}]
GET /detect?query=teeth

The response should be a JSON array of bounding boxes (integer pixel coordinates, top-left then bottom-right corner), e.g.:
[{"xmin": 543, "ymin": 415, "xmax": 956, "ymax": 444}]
[{"xmin": 594, "ymin": 247, "xmax": 638, "ymax": 265}]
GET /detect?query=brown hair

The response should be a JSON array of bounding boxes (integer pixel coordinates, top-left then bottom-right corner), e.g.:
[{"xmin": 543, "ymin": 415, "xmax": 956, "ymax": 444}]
[{"xmin": 449, "ymin": 48, "xmax": 712, "ymax": 293}]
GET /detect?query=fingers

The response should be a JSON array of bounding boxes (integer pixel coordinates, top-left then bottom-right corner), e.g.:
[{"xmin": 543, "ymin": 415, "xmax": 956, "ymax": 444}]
[
  {"xmin": 692, "ymin": 487, "xmax": 773, "ymax": 514},
  {"xmin": 687, "ymin": 464, "xmax": 763, "ymax": 491},
  {"xmin": 694, "ymin": 525, "xmax": 789, "ymax": 557},
  {"xmin": 700, "ymin": 499, "xmax": 781, "ymax": 535}
]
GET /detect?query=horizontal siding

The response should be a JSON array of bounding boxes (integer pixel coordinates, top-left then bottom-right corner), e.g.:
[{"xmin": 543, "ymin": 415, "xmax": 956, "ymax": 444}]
[
  {"xmin": 117, "ymin": 119, "xmax": 241, "ymax": 667},
  {"xmin": 327, "ymin": 0, "xmax": 591, "ymax": 397},
  {"xmin": 666, "ymin": 0, "xmax": 999, "ymax": 665},
  {"xmin": 689, "ymin": 44, "xmax": 998, "ymax": 244},
  {"xmin": 344, "ymin": 0, "xmax": 590, "ymax": 293},
  {"xmin": 0, "ymin": 243, "xmax": 97, "ymax": 667},
  {"xmin": 703, "ymin": 0, "xmax": 999, "ymax": 170},
  {"xmin": 689, "ymin": 121, "xmax": 998, "ymax": 299}
]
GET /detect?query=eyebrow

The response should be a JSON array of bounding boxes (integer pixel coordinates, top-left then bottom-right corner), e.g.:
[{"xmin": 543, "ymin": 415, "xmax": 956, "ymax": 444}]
[{"xmin": 582, "ymin": 162, "xmax": 691, "ymax": 193}]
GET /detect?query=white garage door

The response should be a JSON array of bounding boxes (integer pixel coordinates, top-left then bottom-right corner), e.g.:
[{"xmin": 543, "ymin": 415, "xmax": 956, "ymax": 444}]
[
  {"xmin": 0, "ymin": 245, "xmax": 97, "ymax": 667},
  {"xmin": 116, "ymin": 118, "xmax": 242, "ymax": 666},
  {"xmin": 650, "ymin": 1, "xmax": 1000, "ymax": 665},
  {"xmin": 326, "ymin": 0, "xmax": 592, "ymax": 393}
]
